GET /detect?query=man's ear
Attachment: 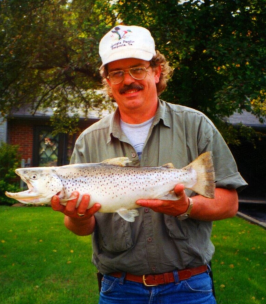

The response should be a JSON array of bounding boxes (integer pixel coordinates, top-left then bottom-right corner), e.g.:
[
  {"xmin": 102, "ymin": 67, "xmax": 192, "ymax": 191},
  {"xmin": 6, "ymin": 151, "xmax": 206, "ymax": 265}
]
[
  {"xmin": 103, "ymin": 64, "xmax": 111, "ymax": 86},
  {"xmin": 154, "ymin": 64, "xmax": 162, "ymax": 83}
]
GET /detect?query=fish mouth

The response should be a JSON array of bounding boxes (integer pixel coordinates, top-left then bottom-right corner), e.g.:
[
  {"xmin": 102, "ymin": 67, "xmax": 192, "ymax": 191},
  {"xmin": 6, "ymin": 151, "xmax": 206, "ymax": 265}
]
[
  {"xmin": 5, "ymin": 189, "xmax": 41, "ymax": 204},
  {"xmin": 5, "ymin": 189, "xmax": 40, "ymax": 203},
  {"xmin": 5, "ymin": 178, "xmax": 40, "ymax": 204}
]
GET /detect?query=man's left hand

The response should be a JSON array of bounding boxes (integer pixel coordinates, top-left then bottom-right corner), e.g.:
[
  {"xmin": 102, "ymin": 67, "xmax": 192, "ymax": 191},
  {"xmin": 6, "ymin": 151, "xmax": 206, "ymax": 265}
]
[{"xmin": 136, "ymin": 184, "xmax": 190, "ymax": 217}]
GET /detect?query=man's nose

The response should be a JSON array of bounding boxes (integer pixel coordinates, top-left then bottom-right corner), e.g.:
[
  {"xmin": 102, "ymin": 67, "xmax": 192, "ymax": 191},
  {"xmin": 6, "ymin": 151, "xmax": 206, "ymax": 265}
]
[{"xmin": 123, "ymin": 71, "xmax": 135, "ymax": 84}]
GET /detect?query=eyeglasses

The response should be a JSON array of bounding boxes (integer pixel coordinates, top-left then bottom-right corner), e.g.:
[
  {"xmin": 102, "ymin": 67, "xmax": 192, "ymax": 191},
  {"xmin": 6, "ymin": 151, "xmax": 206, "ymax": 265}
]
[{"xmin": 107, "ymin": 66, "xmax": 151, "ymax": 84}]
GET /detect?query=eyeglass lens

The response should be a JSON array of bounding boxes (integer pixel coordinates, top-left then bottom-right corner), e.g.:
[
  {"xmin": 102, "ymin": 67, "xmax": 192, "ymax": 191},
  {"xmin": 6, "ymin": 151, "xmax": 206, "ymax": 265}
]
[{"xmin": 108, "ymin": 67, "xmax": 149, "ymax": 84}]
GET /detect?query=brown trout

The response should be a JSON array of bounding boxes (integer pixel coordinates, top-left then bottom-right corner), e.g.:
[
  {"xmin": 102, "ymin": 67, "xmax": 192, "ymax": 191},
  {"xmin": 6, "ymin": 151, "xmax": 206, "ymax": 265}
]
[{"xmin": 5, "ymin": 152, "xmax": 215, "ymax": 222}]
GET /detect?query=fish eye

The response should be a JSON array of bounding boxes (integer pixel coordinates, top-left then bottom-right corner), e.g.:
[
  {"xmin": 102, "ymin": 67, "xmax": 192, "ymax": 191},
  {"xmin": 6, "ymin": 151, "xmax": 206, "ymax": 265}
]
[{"xmin": 31, "ymin": 175, "xmax": 37, "ymax": 180}]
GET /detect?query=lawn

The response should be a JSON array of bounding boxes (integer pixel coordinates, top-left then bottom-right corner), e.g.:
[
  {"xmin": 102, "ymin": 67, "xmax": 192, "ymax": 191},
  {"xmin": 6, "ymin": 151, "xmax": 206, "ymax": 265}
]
[
  {"xmin": 0, "ymin": 206, "xmax": 265, "ymax": 304},
  {"xmin": 211, "ymin": 217, "xmax": 266, "ymax": 304},
  {"xmin": 0, "ymin": 206, "xmax": 99, "ymax": 304}
]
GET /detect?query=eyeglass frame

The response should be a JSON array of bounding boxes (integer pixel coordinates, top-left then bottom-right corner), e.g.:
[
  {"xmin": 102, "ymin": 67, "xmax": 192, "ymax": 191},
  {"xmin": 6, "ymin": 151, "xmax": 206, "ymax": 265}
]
[{"xmin": 106, "ymin": 65, "xmax": 151, "ymax": 84}]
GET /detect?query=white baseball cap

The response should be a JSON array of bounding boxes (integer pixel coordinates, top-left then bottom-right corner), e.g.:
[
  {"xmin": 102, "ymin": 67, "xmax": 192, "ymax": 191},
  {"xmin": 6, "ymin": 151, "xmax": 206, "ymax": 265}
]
[{"xmin": 99, "ymin": 25, "xmax": 156, "ymax": 67}]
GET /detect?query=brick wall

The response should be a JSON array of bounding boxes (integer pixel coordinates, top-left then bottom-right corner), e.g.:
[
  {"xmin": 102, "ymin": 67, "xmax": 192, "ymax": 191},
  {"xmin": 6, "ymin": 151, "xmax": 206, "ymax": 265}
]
[{"xmin": 8, "ymin": 119, "xmax": 37, "ymax": 162}]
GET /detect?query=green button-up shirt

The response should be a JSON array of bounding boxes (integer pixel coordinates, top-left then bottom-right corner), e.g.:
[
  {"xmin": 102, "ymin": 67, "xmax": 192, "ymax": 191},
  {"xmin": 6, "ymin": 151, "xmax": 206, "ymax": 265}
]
[{"xmin": 71, "ymin": 100, "xmax": 247, "ymax": 275}]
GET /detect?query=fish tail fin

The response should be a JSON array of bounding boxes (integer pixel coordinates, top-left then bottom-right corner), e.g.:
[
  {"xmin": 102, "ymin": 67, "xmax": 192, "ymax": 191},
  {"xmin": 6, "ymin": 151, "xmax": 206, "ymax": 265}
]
[{"xmin": 185, "ymin": 152, "xmax": 215, "ymax": 198}]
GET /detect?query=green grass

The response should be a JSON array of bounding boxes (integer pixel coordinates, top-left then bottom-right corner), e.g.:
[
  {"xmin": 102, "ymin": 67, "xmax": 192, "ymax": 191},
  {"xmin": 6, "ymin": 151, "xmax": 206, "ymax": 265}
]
[
  {"xmin": 211, "ymin": 217, "xmax": 266, "ymax": 304},
  {"xmin": 0, "ymin": 206, "xmax": 265, "ymax": 304},
  {"xmin": 0, "ymin": 206, "xmax": 99, "ymax": 304}
]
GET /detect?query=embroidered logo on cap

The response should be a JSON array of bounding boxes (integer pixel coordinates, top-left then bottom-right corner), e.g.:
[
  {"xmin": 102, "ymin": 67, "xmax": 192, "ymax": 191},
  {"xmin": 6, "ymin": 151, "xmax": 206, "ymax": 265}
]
[
  {"xmin": 110, "ymin": 27, "xmax": 134, "ymax": 50},
  {"xmin": 111, "ymin": 27, "xmax": 132, "ymax": 40}
]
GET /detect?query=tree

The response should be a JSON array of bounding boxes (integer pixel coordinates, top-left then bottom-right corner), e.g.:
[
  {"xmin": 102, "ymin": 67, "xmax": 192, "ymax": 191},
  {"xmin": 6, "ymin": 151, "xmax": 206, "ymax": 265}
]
[
  {"xmin": 0, "ymin": 0, "xmax": 116, "ymax": 133},
  {"xmin": 113, "ymin": 0, "xmax": 266, "ymax": 143},
  {"xmin": 1, "ymin": 0, "xmax": 266, "ymax": 142},
  {"xmin": 0, "ymin": 142, "xmax": 21, "ymax": 205}
]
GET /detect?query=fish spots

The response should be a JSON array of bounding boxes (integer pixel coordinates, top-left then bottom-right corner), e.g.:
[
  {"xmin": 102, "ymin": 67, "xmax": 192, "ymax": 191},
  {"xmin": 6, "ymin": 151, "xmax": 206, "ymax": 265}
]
[
  {"xmin": 49, "ymin": 159, "xmax": 199, "ymax": 207},
  {"xmin": 9, "ymin": 152, "xmax": 214, "ymax": 209}
]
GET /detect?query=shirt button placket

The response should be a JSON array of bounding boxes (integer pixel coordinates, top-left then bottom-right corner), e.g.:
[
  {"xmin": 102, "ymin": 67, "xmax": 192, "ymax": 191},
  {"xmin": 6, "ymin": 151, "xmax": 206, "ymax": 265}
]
[
  {"xmin": 143, "ymin": 210, "xmax": 158, "ymax": 274},
  {"xmin": 131, "ymin": 152, "xmax": 137, "ymax": 158}
]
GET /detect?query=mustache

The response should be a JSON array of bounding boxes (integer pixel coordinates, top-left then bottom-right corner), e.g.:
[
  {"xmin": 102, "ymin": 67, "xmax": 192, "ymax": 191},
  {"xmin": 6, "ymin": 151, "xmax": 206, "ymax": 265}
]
[{"xmin": 119, "ymin": 83, "xmax": 144, "ymax": 94}]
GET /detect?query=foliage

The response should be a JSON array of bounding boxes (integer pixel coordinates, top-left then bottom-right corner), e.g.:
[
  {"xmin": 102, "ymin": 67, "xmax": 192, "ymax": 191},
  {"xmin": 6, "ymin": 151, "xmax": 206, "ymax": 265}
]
[
  {"xmin": 0, "ymin": 142, "xmax": 21, "ymax": 205},
  {"xmin": 0, "ymin": 0, "xmax": 115, "ymax": 133},
  {"xmin": 1, "ymin": 0, "xmax": 266, "ymax": 142},
  {"xmin": 113, "ymin": 0, "xmax": 266, "ymax": 143},
  {"xmin": 0, "ymin": 206, "xmax": 265, "ymax": 303},
  {"xmin": 50, "ymin": 89, "xmax": 115, "ymax": 135}
]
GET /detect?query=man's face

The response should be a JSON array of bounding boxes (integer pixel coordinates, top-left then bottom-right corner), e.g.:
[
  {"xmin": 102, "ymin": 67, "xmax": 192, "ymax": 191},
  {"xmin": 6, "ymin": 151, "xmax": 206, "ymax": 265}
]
[{"xmin": 106, "ymin": 58, "xmax": 161, "ymax": 120}]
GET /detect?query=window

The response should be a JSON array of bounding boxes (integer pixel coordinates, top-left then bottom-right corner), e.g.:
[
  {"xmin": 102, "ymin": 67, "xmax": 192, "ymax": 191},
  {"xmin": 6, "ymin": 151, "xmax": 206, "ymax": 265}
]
[{"xmin": 33, "ymin": 126, "xmax": 69, "ymax": 167}]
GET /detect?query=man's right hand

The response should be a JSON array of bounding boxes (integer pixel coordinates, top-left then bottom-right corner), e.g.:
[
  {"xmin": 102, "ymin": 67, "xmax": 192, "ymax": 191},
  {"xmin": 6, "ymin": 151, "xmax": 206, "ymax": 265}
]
[
  {"xmin": 51, "ymin": 191, "xmax": 101, "ymax": 235},
  {"xmin": 51, "ymin": 191, "xmax": 101, "ymax": 219}
]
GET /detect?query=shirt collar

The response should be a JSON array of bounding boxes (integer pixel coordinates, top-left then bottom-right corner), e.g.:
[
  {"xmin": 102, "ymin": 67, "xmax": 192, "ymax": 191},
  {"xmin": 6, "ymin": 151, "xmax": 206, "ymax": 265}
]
[
  {"xmin": 153, "ymin": 99, "xmax": 171, "ymax": 128},
  {"xmin": 107, "ymin": 99, "xmax": 170, "ymax": 143}
]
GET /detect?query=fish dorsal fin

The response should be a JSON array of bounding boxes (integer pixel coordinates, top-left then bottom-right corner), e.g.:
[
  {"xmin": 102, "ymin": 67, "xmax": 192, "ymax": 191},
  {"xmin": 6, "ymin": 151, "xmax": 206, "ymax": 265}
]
[
  {"xmin": 161, "ymin": 163, "xmax": 175, "ymax": 169},
  {"xmin": 101, "ymin": 157, "xmax": 131, "ymax": 167}
]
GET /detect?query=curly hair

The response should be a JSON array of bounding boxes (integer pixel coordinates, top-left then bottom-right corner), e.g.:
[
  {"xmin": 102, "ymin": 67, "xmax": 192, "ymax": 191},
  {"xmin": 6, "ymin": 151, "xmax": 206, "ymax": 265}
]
[{"xmin": 99, "ymin": 50, "xmax": 173, "ymax": 98}]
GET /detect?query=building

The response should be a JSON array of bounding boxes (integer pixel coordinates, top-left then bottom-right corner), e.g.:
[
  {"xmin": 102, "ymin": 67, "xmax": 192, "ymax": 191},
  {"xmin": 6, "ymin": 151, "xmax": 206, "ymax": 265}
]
[{"xmin": 1, "ymin": 107, "xmax": 100, "ymax": 167}]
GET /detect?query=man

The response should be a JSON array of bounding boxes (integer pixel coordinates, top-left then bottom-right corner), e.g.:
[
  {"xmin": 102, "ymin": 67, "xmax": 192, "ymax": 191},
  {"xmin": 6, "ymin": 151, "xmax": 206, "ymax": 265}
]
[{"xmin": 51, "ymin": 25, "xmax": 247, "ymax": 303}]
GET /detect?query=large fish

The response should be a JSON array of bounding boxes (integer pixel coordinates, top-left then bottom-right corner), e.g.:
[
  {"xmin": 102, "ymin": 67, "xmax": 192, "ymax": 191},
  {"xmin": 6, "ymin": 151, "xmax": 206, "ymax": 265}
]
[{"xmin": 6, "ymin": 152, "xmax": 215, "ymax": 222}]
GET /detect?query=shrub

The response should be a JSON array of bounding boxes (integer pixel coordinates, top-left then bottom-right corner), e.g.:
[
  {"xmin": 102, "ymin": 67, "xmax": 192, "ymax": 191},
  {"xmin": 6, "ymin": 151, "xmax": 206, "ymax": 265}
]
[{"xmin": 0, "ymin": 142, "xmax": 22, "ymax": 205}]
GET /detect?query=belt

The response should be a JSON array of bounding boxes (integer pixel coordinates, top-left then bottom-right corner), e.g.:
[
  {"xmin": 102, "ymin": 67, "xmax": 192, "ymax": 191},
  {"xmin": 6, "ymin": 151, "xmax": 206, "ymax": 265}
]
[{"xmin": 109, "ymin": 265, "xmax": 207, "ymax": 287}]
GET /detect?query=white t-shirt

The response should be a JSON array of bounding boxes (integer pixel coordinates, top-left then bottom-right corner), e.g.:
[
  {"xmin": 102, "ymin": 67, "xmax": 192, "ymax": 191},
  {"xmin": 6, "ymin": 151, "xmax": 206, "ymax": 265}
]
[{"xmin": 120, "ymin": 117, "xmax": 154, "ymax": 159}]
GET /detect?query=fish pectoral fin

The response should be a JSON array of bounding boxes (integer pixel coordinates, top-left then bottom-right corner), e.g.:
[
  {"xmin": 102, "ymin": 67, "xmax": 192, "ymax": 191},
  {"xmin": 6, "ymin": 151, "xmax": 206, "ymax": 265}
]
[
  {"xmin": 116, "ymin": 208, "xmax": 139, "ymax": 222},
  {"xmin": 158, "ymin": 191, "xmax": 179, "ymax": 201},
  {"xmin": 101, "ymin": 157, "xmax": 131, "ymax": 167}
]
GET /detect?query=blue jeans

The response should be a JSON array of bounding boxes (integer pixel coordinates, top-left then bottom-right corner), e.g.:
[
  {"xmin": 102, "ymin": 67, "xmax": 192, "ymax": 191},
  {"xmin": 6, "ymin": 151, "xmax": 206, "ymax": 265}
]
[{"xmin": 99, "ymin": 272, "xmax": 216, "ymax": 304}]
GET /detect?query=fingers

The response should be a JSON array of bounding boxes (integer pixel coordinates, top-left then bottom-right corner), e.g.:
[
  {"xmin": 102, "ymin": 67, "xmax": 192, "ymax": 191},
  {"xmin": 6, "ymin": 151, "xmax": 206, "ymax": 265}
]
[
  {"xmin": 136, "ymin": 184, "xmax": 186, "ymax": 206},
  {"xmin": 136, "ymin": 199, "xmax": 164, "ymax": 208},
  {"xmin": 76, "ymin": 194, "xmax": 89, "ymax": 215},
  {"xmin": 136, "ymin": 184, "xmax": 189, "ymax": 216},
  {"xmin": 64, "ymin": 191, "xmax": 82, "ymax": 215},
  {"xmin": 51, "ymin": 191, "xmax": 101, "ymax": 219},
  {"xmin": 51, "ymin": 194, "xmax": 65, "ymax": 212},
  {"xmin": 173, "ymin": 184, "xmax": 185, "ymax": 196},
  {"xmin": 84, "ymin": 203, "xmax": 102, "ymax": 217}
]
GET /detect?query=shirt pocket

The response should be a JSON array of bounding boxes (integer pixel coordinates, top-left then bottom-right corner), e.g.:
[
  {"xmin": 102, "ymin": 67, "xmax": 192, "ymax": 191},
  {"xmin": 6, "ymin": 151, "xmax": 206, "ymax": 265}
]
[
  {"xmin": 163, "ymin": 215, "xmax": 189, "ymax": 240},
  {"xmin": 95, "ymin": 213, "xmax": 134, "ymax": 253}
]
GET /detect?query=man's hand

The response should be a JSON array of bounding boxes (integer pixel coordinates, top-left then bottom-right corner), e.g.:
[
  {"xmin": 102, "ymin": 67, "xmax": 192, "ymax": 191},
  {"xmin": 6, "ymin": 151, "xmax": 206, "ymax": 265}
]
[
  {"xmin": 51, "ymin": 191, "xmax": 101, "ymax": 219},
  {"xmin": 136, "ymin": 184, "xmax": 189, "ymax": 217},
  {"xmin": 51, "ymin": 191, "xmax": 101, "ymax": 235},
  {"xmin": 137, "ymin": 185, "xmax": 239, "ymax": 221}
]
